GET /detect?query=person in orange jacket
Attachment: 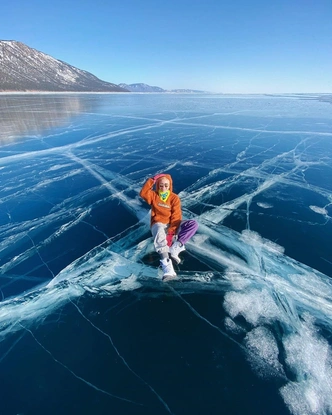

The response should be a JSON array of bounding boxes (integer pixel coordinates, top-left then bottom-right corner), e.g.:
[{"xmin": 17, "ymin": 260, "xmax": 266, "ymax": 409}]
[{"xmin": 140, "ymin": 173, "xmax": 198, "ymax": 279}]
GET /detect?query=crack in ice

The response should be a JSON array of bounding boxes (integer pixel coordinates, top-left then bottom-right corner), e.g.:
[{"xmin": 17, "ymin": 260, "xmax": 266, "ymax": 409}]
[{"xmin": 71, "ymin": 299, "xmax": 175, "ymax": 415}]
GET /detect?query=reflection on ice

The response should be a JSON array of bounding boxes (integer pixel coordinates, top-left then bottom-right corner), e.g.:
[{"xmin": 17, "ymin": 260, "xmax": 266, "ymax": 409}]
[
  {"xmin": 0, "ymin": 93, "xmax": 98, "ymax": 144},
  {"xmin": 0, "ymin": 94, "xmax": 332, "ymax": 414}
]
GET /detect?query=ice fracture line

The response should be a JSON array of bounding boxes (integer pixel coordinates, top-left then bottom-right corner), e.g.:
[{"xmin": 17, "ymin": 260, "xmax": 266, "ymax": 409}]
[
  {"xmin": 21, "ymin": 324, "xmax": 143, "ymax": 406},
  {"xmin": 71, "ymin": 300, "xmax": 175, "ymax": 415}
]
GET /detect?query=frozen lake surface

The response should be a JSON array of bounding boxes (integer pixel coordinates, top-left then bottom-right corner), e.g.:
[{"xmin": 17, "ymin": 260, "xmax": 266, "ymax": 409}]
[{"xmin": 0, "ymin": 93, "xmax": 332, "ymax": 415}]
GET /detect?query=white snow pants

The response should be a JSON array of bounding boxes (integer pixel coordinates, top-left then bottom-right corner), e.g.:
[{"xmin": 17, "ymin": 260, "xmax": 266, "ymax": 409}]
[{"xmin": 151, "ymin": 222, "xmax": 169, "ymax": 255}]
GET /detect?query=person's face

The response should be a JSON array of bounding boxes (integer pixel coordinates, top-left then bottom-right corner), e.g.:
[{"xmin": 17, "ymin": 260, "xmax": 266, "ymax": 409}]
[{"xmin": 159, "ymin": 178, "xmax": 170, "ymax": 192}]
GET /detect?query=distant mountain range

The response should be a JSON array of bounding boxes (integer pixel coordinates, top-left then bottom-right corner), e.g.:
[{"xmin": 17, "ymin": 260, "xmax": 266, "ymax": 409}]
[
  {"xmin": 0, "ymin": 41, "xmax": 209, "ymax": 93},
  {"xmin": 118, "ymin": 83, "xmax": 165, "ymax": 93},
  {"xmin": 118, "ymin": 83, "xmax": 208, "ymax": 93}
]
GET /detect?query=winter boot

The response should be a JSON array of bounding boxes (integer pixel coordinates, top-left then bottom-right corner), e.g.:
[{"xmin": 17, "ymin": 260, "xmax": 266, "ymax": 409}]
[
  {"xmin": 160, "ymin": 257, "xmax": 176, "ymax": 280},
  {"xmin": 169, "ymin": 241, "xmax": 185, "ymax": 264}
]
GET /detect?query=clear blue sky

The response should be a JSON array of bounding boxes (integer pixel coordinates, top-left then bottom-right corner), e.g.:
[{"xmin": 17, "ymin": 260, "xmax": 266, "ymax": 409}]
[{"xmin": 2, "ymin": 0, "xmax": 332, "ymax": 93}]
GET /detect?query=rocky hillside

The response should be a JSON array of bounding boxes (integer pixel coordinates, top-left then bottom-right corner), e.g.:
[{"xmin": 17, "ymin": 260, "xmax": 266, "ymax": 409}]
[{"xmin": 0, "ymin": 40, "xmax": 127, "ymax": 92}]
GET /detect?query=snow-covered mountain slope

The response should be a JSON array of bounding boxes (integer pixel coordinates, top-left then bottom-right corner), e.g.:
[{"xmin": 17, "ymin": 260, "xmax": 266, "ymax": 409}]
[{"xmin": 0, "ymin": 40, "xmax": 127, "ymax": 92}]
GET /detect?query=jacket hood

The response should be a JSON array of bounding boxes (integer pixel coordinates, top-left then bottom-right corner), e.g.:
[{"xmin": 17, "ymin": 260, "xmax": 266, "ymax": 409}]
[{"xmin": 155, "ymin": 173, "xmax": 173, "ymax": 193}]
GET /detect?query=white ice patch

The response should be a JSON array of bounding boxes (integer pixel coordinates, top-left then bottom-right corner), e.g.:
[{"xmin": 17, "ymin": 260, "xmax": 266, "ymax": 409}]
[
  {"xmin": 223, "ymin": 271, "xmax": 252, "ymax": 290},
  {"xmin": 280, "ymin": 316, "xmax": 332, "ymax": 415},
  {"xmin": 245, "ymin": 326, "xmax": 285, "ymax": 376},
  {"xmin": 257, "ymin": 202, "xmax": 273, "ymax": 209},
  {"xmin": 47, "ymin": 163, "xmax": 73, "ymax": 171},
  {"xmin": 182, "ymin": 161, "xmax": 196, "ymax": 166},
  {"xmin": 223, "ymin": 288, "xmax": 283, "ymax": 326},
  {"xmin": 240, "ymin": 229, "xmax": 285, "ymax": 255},
  {"xmin": 224, "ymin": 316, "xmax": 246, "ymax": 335},
  {"xmin": 236, "ymin": 150, "xmax": 246, "ymax": 160},
  {"xmin": 309, "ymin": 205, "xmax": 328, "ymax": 216},
  {"xmin": 101, "ymin": 274, "xmax": 143, "ymax": 293}
]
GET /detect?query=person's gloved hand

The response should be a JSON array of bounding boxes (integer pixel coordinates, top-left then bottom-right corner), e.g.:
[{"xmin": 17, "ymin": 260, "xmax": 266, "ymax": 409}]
[
  {"xmin": 166, "ymin": 232, "xmax": 175, "ymax": 247},
  {"xmin": 153, "ymin": 173, "xmax": 166, "ymax": 183}
]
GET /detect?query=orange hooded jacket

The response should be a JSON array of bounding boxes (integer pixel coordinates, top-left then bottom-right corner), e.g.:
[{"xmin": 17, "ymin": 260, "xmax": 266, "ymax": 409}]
[{"xmin": 139, "ymin": 174, "xmax": 182, "ymax": 234}]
